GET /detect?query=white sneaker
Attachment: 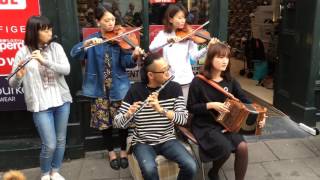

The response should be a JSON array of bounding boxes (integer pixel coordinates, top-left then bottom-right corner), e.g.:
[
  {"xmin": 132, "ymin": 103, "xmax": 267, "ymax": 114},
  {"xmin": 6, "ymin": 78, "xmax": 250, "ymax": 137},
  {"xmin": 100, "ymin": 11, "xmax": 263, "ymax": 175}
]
[
  {"xmin": 40, "ymin": 174, "xmax": 51, "ymax": 180},
  {"xmin": 50, "ymin": 172, "xmax": 65, "ymax": 180}
]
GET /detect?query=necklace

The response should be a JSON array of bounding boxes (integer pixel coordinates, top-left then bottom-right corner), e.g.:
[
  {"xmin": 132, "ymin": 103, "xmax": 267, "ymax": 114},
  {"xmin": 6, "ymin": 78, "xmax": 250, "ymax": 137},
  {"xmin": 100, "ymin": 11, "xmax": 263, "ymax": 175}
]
[{"xmin": 211, "ymin": 77, "xmax": 223, "ymax": 83}]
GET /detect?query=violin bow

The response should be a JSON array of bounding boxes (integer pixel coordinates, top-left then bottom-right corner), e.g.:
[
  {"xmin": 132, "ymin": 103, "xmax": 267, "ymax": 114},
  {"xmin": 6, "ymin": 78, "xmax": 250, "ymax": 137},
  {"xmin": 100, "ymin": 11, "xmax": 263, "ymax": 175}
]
[{"xmin": 79, "ymin": 26, "xmax": 143, "ymax": 50}]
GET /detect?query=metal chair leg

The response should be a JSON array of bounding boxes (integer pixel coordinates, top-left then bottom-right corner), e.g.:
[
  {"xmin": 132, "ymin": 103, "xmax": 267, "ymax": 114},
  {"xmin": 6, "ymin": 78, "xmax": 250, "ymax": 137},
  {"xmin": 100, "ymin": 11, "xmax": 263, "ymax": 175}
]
[
  {"xmin": 187, "ymin": 140, "xmax": 206, "ymax": 180},
  {"xmin": 201, "ymin": 162, "xmax": 206, "ymax": 180}
]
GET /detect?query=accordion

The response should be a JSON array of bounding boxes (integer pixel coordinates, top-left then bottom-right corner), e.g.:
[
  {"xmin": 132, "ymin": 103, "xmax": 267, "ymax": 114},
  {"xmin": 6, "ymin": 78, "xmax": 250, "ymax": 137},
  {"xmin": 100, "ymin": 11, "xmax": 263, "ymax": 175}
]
[{"xmin": 217, "ymin": 98, "xmax": 267, "ymax": 135}]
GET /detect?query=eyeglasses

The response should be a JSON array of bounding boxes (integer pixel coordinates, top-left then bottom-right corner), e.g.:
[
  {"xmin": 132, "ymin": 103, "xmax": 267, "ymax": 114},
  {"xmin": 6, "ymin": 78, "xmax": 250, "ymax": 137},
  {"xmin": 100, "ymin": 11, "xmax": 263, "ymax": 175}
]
[{"xmin": 151, "ymin": 65, "xmax": 171, "ymax": 74}]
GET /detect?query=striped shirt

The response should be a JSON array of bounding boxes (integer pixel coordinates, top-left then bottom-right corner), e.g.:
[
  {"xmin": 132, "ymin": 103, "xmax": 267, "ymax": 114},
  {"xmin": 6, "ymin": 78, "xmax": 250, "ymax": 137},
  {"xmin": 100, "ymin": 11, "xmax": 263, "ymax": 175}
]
[{"xmin": 114, "ymin": 81, "xmax": 188, "ymax": 146}]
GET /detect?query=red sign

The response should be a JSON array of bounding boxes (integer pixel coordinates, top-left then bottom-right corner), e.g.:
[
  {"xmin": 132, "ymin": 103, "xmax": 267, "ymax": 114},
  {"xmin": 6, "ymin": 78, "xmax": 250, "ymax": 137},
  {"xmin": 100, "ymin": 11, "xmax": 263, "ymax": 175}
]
[
  {"xmin": 149, "ymin": 25, "xmax": 164, "ymax": 43},
  {"xmin": 149, "ymin": 0, "xmax": 176, "ymax": 3},
  {"xmin": 0, "ymin": 0, "xmax": 40, "ymax": 76},
  {"xmin": 0, "ymin": 0, "xmax": 40, "ymax": 111}
]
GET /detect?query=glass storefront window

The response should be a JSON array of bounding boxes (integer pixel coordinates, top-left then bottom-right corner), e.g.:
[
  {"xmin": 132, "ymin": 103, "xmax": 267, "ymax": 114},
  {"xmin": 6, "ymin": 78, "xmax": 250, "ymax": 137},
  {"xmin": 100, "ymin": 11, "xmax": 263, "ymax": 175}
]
[
  {"xmin": 76, "ymin": 0, "xmax": 143, "ymax": 40},
  {"xmin": 100, "ymin": 0, "xmax": 143, "ymax": 27}
]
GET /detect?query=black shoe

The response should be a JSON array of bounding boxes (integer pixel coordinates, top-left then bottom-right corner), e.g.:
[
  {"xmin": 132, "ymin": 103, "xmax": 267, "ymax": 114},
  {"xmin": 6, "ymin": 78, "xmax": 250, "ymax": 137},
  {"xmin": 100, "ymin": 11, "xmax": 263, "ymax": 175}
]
[
  {"xmin": 208, "ymin": 169, "xmax": 220, "ymax": 180},
  {"xmin": 110, "ymin": 159, "xmax": 120, "ymax": 170},
  {"xmin": 120, "ymin": 157, "xmax": 129, "ymax": 169}
]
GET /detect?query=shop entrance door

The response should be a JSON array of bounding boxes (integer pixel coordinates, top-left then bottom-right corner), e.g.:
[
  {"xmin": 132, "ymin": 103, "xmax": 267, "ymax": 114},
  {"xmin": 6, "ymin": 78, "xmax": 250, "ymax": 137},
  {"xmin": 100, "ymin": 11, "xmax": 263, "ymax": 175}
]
[{"xmin": 274, "ymin": 0, "xmax": 320, "ymax": 126}]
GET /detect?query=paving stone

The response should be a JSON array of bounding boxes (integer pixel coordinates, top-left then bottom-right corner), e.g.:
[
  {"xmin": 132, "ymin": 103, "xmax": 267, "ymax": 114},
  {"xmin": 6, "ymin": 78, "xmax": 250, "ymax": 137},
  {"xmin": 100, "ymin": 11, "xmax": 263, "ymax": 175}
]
[
  {"xmin": 222, "ymin": 141, "xmax": 278, "ymax": 171},
  {"xmin": 60, "ymin": 159, "xmax": 84, "ymax": 180},
  {"xmin": 301, "ymin": 138, "xmax": 320, "ymax": 156},
  {"xmin": 119, "ymin": 168, "xmax": 132, "ymax": 178},
  {"xmin": 224, "ymin": 163, "xmax": 274, "ymax": 180},
  {"xmin": 303, "ymin": 157, "xmax": 320, "ymax": 177},
  {"xmin": 265, "ymin": 139, "xmax": 316, "ymax": 160},
  {"xmin": 248, "ymin": 142, "xmax": 278, "ymax": 163},
  {"xmin": 263, "ymin": 159, "xmax": 320, "ymax": 180},
  {"xmin": 18, "ymin": 168, "xmax": 40, "ymax": 180},
  {"xmin": 79, "ymin": 157, "xmax": 120, "ymax": 180}
]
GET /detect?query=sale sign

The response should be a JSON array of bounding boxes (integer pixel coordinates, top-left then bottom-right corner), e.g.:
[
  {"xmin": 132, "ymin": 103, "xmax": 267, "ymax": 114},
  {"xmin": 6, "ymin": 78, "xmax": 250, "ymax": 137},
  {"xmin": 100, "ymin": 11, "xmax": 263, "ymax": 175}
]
[
  {"xmin": 0, "ymin": 0, "xmax": 40, "ymax": 111},
  {"xmin": 0, "ymin": 0, "xmax": 40, "ymax": 76}
]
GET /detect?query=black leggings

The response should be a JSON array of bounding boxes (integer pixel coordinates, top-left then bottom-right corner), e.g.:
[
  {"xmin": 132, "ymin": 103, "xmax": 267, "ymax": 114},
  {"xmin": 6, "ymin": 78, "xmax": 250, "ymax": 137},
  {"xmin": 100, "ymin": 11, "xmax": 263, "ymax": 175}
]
[{"xmin": 101, "ymin": 127, "xmax": 128, "ymax": 151}]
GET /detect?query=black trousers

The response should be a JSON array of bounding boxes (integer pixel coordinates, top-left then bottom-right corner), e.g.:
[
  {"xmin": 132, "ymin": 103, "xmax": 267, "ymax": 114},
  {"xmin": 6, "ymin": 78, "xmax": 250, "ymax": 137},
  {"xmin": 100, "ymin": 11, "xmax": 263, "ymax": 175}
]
[{"xmin": 101, "ymin": 127, "xmax": 128, "ymax": 151}]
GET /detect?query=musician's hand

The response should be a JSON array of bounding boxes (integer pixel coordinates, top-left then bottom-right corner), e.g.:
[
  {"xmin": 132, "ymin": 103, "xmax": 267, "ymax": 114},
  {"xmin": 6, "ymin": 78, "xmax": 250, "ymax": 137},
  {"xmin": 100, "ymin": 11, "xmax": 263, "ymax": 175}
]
[
  {"xmin": 132, "ymin": 46, "xmax": 145, "ymax": 61},
  {"xmin": 31, "ymin": 50, "xmax": 45, "ymax": 65},
  {"xmin": 208, "ymin": 37, "xmax": 220, "ymax": 47},
  {"xmin": 167, "ymin": 36, "xmax": 181, "ymax": 43},
  {"xmin": 207, "ymin": 102, "xmax": 230, "ymax": 114},
  {"xmin": 16, "ymin": 61, "xmax": 26, "ymax": 79},
  {"xmin": 126, "ymin": 101, "xmax": 141, "ymax": 118},
  {"xmin": 259, "ymin": 114, "xmax": 267, "ymax": 128},
  {"xmin": 147, "ymin": 92, "xmax": 162, "ymax": 112},
  {"xmin": 84, "ymin": 37, "xmax": 103, "ymax": 47}
]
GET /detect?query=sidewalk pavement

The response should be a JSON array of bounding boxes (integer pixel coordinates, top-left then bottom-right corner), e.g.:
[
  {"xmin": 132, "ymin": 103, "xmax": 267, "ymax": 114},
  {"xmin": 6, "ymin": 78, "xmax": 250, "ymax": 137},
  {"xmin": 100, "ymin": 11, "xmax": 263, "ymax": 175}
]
[{"xmin": 1, "ymin": 135, "xmax": 320, "ymax": 180}]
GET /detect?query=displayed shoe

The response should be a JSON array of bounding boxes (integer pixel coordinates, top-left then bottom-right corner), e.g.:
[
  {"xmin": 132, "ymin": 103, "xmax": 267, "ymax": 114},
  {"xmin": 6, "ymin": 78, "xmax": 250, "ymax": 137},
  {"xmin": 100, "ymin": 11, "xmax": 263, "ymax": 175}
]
[
  {"xmin": 50, "ymin": 172, "xmax": 65, "ymax": 180},
  {"xmin": 109, "ymin": 159, "xmax": 120, "ymax": 170},
  {"xmin": 120, "ymin": 157, "xmax": 129, "ymax": 169},
  {"xmin": 40, "ymin": 174, "xmax": 51, "ymax": 180}
]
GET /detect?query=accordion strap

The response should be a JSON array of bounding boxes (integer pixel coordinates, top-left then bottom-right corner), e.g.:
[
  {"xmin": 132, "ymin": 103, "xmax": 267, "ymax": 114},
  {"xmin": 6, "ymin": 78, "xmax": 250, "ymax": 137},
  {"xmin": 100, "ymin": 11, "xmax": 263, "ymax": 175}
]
[{"xmin": 196, "ymin": 74, "xmax": 240, "ymax": 102}]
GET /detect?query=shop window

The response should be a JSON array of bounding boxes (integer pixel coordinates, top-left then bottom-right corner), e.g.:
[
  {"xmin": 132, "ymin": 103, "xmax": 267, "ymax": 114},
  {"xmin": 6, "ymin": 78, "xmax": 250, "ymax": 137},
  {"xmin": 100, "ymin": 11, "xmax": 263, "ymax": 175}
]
[{"xmin": 76, "ymin": 0, "xmax": 143, "ymax": 40}]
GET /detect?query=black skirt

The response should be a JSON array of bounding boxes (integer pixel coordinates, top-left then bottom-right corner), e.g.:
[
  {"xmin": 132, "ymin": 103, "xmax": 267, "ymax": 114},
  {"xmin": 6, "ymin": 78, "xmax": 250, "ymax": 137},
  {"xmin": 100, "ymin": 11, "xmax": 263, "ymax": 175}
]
[{"xmin": 192, "ymin": 121, "xmax": 245, "ymax": 162}]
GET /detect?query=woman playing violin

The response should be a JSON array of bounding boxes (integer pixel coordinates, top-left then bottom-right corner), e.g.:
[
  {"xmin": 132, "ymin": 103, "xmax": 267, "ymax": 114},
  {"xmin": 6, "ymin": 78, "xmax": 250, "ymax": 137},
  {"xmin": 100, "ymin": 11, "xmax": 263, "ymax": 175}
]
[
  {"xmin": 70, "ymin": 4, "xmax": 144, "ymax": 170},
  {"xmin": 149, "ymin": 3, "xmax": 218, "ymax": 102}
]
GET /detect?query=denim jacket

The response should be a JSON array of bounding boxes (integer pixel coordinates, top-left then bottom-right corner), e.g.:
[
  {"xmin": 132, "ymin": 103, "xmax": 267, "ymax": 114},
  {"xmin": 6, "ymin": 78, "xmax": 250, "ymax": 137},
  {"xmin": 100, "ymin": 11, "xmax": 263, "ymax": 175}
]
[{"xmin": 70, "ymin": 32, "xmax": 136, "ymax": 100}]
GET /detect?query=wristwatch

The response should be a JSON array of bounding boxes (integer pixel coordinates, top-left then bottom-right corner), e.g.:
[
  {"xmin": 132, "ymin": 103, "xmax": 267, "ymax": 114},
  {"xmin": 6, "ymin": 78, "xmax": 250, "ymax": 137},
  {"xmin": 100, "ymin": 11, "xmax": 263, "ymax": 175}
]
[{"xmin": 161, "ymin": 108, "xmax": 169, "ymax": 116}]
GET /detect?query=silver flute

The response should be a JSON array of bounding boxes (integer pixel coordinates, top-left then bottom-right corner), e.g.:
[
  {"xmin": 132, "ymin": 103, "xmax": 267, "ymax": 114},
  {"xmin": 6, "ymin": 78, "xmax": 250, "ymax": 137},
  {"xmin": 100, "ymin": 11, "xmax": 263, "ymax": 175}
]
[
  {"xmin": 6, "ymin": 35, "xmax": 57, "ymax": 81},
  {"xmin": 5, "ymin": 56, "xmax": 33, "ymax": 81},
  {"xmin": 127, "ymin": 75, "xmax": 175, "ymax": 121}
]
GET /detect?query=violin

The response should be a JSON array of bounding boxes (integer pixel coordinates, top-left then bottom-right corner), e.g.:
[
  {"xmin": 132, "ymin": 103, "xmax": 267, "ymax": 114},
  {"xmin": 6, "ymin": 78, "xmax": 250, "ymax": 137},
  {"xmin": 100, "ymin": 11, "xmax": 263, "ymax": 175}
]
[
  {"xmin": 175, "ymin": 24, "xmax": 212, "ymax": 44},
  {"xmin": 104, "ymin": 25, "xmax": 140, "ymax": 50},
  {"xmin": 106, "ymin": 25, "xmax": 149, "ymax": 59},
  {"xmin": 172, "ymin": 21, "xmax": 214, "ymax": 45},
  {"xmin": 79, "ymin": 26, "xmax": 142, "ymax": 50}
]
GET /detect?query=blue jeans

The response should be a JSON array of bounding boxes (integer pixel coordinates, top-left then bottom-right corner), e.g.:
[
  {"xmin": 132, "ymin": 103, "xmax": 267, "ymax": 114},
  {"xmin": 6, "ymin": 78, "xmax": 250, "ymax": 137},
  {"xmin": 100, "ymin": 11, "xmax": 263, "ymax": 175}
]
[
  {"xmin": 133, "ymin": 139, "xmax": 197, "ymax": 180},
  {"xmin": 33, "ymin": 102, "xmax": 70, "ymax": 174}
]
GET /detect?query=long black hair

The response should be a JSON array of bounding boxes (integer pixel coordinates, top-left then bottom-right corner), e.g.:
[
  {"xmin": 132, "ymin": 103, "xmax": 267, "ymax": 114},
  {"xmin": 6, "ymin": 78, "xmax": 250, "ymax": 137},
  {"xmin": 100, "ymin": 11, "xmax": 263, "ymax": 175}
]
[
  {"xmin": 140, "ymin": 52, "xmax": 163, "ymax": 84},
  {"xmin": 24, "ymin": 16, "xmax": 52, "ymax": 51}
]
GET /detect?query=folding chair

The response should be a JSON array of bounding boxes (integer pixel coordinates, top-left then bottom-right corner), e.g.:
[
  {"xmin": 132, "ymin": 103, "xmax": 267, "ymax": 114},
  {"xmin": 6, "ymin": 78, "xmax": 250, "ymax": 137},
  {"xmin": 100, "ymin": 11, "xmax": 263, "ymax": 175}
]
[{"xmin": 176, "ymin": 125, "xmax": 207, "ymax": 180}]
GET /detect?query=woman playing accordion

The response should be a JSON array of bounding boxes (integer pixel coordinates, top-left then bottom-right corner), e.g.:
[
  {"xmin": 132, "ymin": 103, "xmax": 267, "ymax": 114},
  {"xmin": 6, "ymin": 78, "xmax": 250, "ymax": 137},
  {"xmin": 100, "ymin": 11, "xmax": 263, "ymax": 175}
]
[{"xmin": 187, "ymin": 42, "xmax": 266, "ymax": 180}]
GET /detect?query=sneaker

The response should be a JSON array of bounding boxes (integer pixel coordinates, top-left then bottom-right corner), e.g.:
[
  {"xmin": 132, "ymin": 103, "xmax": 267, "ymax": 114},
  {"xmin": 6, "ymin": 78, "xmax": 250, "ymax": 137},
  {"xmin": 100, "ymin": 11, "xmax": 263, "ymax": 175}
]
[
  {"xmin": 40, "ymin": 174, "xmax": 51, "ymax": 180},
  {"xmin": 50, "ymin": 172, "xmax": 65, "ymax": 180}
]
